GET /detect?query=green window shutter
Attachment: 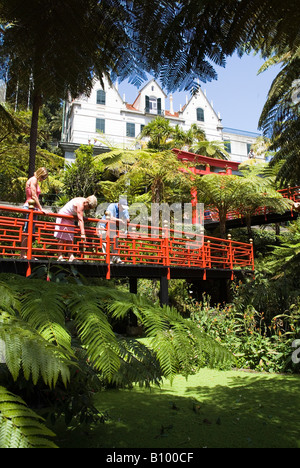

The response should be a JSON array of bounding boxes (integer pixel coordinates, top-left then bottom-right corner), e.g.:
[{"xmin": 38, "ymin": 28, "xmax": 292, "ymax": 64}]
[
  {"xmin": 157, "ymin": 98, "xmax": 162, "ymax": 115},
  {"xmin": 145, "ymin": 95, "xmax": 150, "ymax": 113},
  {"xmin": 197, "ymin": 108, "xmax": 204, "ymax": 122}
]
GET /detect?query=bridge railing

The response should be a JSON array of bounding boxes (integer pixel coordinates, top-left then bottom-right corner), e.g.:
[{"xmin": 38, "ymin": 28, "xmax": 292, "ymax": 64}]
[
  {"xmin": 204, "ymin": 186, "xmax": 300, "ymax": 222},
  {"xmin": 0, "ymin": 205, "xmax": 254, "ymax": 279}
]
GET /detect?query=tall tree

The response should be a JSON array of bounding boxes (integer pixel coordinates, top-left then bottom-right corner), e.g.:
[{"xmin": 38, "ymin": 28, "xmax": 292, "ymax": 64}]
[
  {"xmin": 258, "ymin": 47, "xmax": 300, "ymax": 185},
  {"xmin": 141, "ymin": 117, "xmax": 174, "ymax": 150},
  {"xmin": 195, "ymin": 170, "xmax": 291, "ymax": 238},
  {"xmin": 1, "ymin": 0, "xmax": 299, "ymax": 177},
  {"xmin": 132, "ymin": 0, "xmax": 300, "ymax": 92},
  {"xmin": 98, "ymin": 149, "xmax": 193, "ymax": 205},
  {"xmin": 0, "ymin": 0, "xmax": 146, "ymax": 176},
  {"xmin": 192, "ymin": 139, "xmax": 230, "ymax": 160}
]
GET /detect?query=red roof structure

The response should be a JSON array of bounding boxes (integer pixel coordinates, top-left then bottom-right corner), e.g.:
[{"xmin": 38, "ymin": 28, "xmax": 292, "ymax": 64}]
[{"xmin": 172, "ymin": 148, "xmax": 241, "ymax": 175}]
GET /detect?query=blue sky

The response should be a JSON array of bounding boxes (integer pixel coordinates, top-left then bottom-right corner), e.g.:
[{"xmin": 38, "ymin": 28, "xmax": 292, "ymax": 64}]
[{"xmin": 118, "ymin": 52, "xmax": 282, "ymax": 134}]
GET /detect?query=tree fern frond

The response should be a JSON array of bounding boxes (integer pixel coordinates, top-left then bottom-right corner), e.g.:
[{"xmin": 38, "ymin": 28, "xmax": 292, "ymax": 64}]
[
  {"xmin": 0, "ymin": 386, "xmax": 57, "ymax": 448},
  {"xmin": 0, "ymin": 281, "xmax": 20, "ymax": 315},
  {"xmin": 17, "ymin": 282, "xmax": 72, "ymax": 354},
  {"xmin": 107, "ymin": 291, "xmax": 233, "ymax": 379},
  {"xmin": 150, "ymin": 330, "xmax": 178, "ymax": 381},
  {"xmin": 68, "ymin": 292, "xmax": 121, "ymax": 380},
  {"xmin": 110, "ymin": 338, "xmax": 163, "ymax": 388},
  {"xmin": 0, "ymin": 312, "xmax": 72, "ymax": 387}
]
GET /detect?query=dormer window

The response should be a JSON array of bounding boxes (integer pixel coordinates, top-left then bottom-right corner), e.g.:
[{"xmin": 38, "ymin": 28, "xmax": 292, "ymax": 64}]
[
  {"xmin": 197, "ymin": 107, "xmax": 205, "ymax": 122},
  {"xmin": 145, "ymin": 95, "xmax": 162, "ymax": 115},
  {"xmin": 97, "ymin": 89, "xmax": 106, "ymax": 105}
]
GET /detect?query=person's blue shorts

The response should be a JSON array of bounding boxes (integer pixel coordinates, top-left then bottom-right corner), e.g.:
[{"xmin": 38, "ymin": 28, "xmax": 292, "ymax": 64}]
[{"xmin": 22, "ymin": 205, "xmax": 38, "ymax": 234}]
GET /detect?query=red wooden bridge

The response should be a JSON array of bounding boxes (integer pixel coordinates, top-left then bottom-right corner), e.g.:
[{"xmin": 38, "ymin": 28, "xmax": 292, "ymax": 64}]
[
  {"xmin": 0, "ymin": 205, "xmax": 255, "ymax": 303},
  {"xmin": 173, "ymin": 148, "xmax": 300, "ymax": 228},
  {"xmin": 204, "ymin": 185, "xmax": 300, "ymax": 228}
]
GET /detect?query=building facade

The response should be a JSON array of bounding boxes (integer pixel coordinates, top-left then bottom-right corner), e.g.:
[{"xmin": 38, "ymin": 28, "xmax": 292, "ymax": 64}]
[{"xmin": 60, "ymin": 76, "xmax": 261, "ymax": 165}]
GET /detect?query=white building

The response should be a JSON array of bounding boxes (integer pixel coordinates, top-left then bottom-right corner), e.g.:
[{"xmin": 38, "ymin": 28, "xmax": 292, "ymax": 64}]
[{"xmin": 60, "ymin": 76, "xmax": 260, "ymax": 164}]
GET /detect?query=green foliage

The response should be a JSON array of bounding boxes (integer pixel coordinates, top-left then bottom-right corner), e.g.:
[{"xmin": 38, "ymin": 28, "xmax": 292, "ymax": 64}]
[
  {"xmin": 0, "ymin": 386, "xmax": 57, "ymax": 448},
  {"xmin": 0, "ymin": 104, "xmax": 64, "ymax": 202},
  {"xmin": 0, "ymin": 313, "xmax": 72, "ymax": 387},
  {"xmin": 266, "ymin": 219, "xmax": 300, "ymax": 277},
  {"xmin": 95, "ymin": 149, "xmax": 140, "ymax": 182},
  {"xmin": 141, "ymin": 117, "xmax": 175, "ymax": 150},
  {"xmin": 195, "ymin": 169, "xmax": 292, "ymax": 237},
  {"xmin": 105, "ymin": 289, "xmax": 233, "ymax": 377},
  {"xmin": 258, "ymin": 46, "xmax": 300, "ymax": 185},
  {"xmin": 0, "ymin": 272, "xmax": 234, "ymax": 447},
  {"xmin": 110, "ymin": 149, "xmax": 192, "ymax": 204},
  {"xmin": 192, "ymin": 139, "xmax": 230, "ymax": 160},
  {"xmin": 63, "ymin": 145, "xmax": 103, "ymax": 199},
  {"xmin": 188, "ymin": 293, "xmax": 300, "ymax": 374},
  {"xmin": 140, "ymin": 117, "xmax": 209, "ymax": 153}
]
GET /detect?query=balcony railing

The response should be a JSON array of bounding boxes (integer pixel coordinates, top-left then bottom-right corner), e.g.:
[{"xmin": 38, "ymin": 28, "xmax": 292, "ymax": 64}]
[{"xmin": 144, "ymin": 108, "xmax": 165, "ymax": 116}]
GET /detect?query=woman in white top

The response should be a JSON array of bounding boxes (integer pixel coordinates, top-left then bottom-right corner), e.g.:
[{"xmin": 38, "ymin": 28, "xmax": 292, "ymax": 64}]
[{"xmin": 54, "ymin": 195, "xmax": 97, "ymax": 261}]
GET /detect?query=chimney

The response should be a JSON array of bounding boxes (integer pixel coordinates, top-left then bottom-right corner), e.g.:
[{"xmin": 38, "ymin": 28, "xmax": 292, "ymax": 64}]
[{"xmin": 170, "ymin": 94, "xmax": 174, "ymax": 115}]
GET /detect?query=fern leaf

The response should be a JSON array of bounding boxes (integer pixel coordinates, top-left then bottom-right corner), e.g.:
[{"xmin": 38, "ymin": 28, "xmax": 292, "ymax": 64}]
[
  {"xmin": 0, "ymin": 281, "xmax": 20, "ymax": 315},
  {"xmin": 69, "ymin": 291, "xmax": 121, "ymax": 380},
  {"xmin": 107, "ymin": 292, "xmax": 233, "ymax": 379},
  {"xmin": 0, "ymin": 312, "xmax": 72, "ymax": 387},
  {"xmin": 17, "ymin": 282, "xmax": 73, "ymax": 355},
  {"xmin": 109, "ymin": 338, "xmax": 163, "ymax": 388},
  {"xmin": 0, "ymin": 386, "xmax": 57, "ymax": 448},
  {"xmin": 150, "ymin": 331, "xmax": 178, "ymax": 381}
]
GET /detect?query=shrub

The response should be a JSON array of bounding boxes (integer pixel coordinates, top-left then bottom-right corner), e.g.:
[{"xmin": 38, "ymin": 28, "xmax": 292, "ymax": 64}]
[{"xmin": 188, "ymin": 294, "xmax": 300, "ymax": 374}]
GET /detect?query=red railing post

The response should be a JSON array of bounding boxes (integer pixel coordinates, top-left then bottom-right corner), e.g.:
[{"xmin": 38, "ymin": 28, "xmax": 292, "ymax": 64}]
[
  {"xmin": 105, "ymin": 214, "xmax": 111, "ymax": 280},
  {"xmin": 206, "ymin": 239, "xmax": 211, "ymax": 269},
  {"xmin": 162, "ymin": 221, "xmax": 171, "ymax": 279},
  {"xmin": 202, "ymin": 239, "xmax": 207, "ymax": 280},
  {"xmin": 227, "ymin": 234, "xmax": 234, "ymax": 280},
  {"xmin": 250, "ymin": 238, "xmax": 255, "ymax": 271}
]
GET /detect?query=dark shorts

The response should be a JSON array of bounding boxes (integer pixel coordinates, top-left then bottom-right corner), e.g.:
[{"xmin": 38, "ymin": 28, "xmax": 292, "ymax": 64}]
[{"xmin": 22, "ymin": 205, "xmax": 38, "ymax": 234}]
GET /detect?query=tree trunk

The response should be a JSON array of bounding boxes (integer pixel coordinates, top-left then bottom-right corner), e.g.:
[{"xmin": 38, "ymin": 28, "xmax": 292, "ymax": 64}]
[
  {"xmin": 219, "ymin": 209, "xmax": 227, "ymax": 239},
  {"xmin": 152, "ymin": 178, "xmax": 164, "ymax": 204},
  {"xmin": 28, "ymin": 91, "xmax": 42, "ymax": 177},
  {"xmin": 246, "ymin": 215, "xmax": 253, "ymax": 239}
]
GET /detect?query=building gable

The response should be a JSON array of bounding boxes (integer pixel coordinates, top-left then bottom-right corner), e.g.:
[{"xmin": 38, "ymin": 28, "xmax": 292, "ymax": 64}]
[
  {"xmin": 181, "ymin": 88, "xmax": 220, "ymax": 125},
  {"xmin": 132, "ymin": 79, "xmax": 167, "ymax": 114}
]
